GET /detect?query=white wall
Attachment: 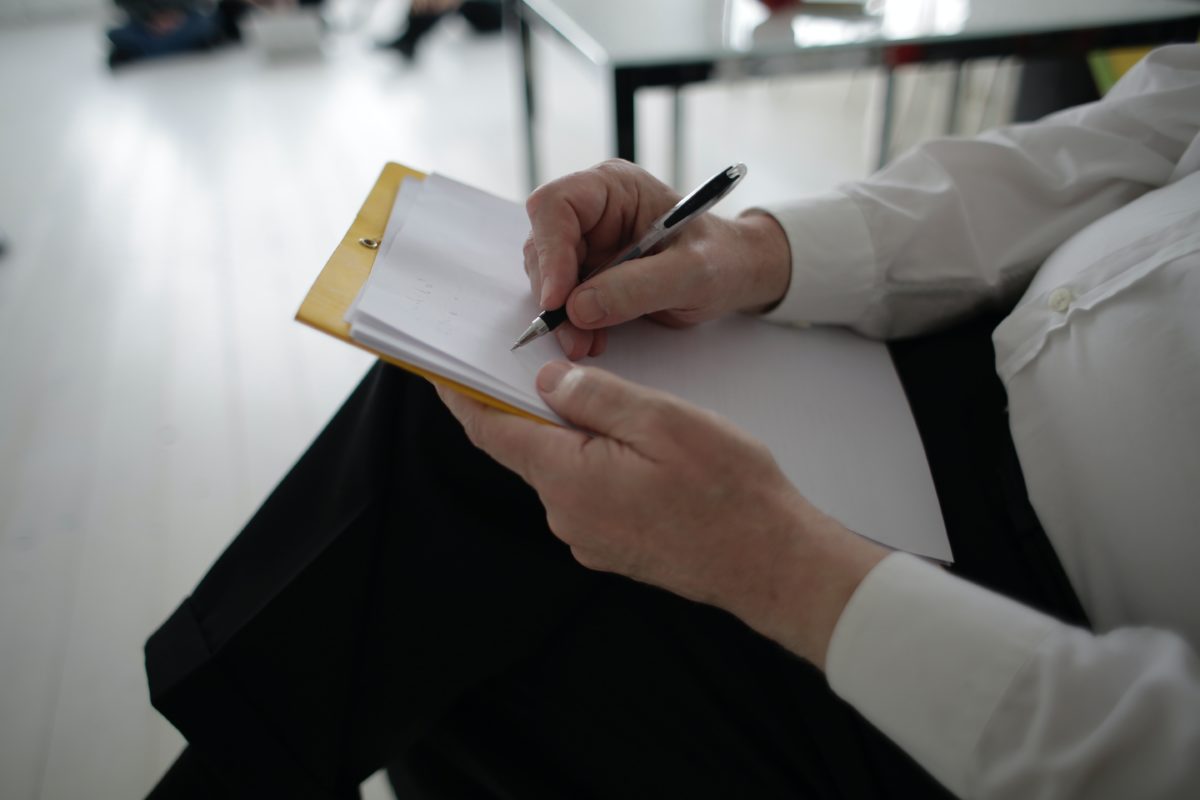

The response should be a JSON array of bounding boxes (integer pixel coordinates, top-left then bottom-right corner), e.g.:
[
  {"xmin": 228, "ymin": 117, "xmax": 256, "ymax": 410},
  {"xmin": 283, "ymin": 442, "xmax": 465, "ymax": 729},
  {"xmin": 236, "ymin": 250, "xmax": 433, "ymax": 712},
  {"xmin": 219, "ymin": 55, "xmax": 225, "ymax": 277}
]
[{"xmin": 0, "ymin": 0, "xmax": 107, "ymax": 25}]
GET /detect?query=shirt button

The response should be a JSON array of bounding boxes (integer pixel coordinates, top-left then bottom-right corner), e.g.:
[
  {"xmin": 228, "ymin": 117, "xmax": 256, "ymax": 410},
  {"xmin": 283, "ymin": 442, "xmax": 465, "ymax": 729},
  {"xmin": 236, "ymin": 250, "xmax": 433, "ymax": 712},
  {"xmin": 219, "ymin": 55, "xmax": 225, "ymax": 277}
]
[{"xmin": 1048, "ymin": 287, "xmax": 1073, "ymax": 312}]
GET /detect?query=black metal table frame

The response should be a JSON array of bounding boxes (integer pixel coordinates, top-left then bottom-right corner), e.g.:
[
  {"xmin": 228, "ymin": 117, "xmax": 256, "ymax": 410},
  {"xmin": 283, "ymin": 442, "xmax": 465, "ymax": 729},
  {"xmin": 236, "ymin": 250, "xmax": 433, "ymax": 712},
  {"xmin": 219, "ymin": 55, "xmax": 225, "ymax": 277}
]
[{"xmin": 514, "ymin": 4, "xmax": 1199, "ymax": 190}]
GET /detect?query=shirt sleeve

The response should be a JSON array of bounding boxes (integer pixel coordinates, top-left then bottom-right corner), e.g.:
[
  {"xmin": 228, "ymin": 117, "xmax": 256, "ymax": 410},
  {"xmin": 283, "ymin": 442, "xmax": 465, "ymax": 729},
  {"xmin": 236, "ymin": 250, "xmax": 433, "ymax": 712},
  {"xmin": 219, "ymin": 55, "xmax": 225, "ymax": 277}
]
[
  {"xmin": 758, "ymin": 44, "xmax": 1200, "ymax": 339},
  {"xmin": 826, "ymin": 553, "xmax": 1200, "ymax": 800}
]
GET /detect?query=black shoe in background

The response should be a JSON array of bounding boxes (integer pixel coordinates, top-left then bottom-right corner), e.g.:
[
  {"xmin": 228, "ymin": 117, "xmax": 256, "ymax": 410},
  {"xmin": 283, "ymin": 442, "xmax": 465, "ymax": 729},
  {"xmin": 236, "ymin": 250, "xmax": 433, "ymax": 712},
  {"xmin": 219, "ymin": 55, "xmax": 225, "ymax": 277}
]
[
  {"xmin": 459, "ymin": 0, "xmax": 502, "ymax": 34},
  {"xmin": 378, "ymin": 12, "xmax": 444, "ymax": 60},
  {"xmin": 216, "ymin": 0, "xmax": 248, "ymax": 43},
  {"xmin": 107, "ymin": 46, "xmax": 137, "ymax": 70}
]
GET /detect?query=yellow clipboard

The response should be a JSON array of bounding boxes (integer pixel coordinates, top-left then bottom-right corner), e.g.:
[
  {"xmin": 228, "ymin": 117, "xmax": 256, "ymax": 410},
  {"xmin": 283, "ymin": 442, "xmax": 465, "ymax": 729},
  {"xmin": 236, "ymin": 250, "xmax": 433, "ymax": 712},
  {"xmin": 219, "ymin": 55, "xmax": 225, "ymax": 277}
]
[{"xmin": 295, "ymin": 162, "xmax": 549, "ymax": 423}]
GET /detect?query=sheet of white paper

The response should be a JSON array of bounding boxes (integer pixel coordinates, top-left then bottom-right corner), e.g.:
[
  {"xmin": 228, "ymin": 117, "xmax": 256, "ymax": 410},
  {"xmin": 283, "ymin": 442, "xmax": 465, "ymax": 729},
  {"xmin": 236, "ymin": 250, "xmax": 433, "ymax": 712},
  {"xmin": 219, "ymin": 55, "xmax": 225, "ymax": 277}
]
[
  {"xmin": 352, "ymin": 175, "xmax": 549, "ymax": 398},
  {"xmin": 348, "ymin": 173, "xmax": 950, "ymax": 561},
  {"xmin": 345, "ymin": 176, "xmax": 426, "ymax": 323},
  {"xmin": 378, "ymin": 176, "xmax": 425, "ymax": 262}
]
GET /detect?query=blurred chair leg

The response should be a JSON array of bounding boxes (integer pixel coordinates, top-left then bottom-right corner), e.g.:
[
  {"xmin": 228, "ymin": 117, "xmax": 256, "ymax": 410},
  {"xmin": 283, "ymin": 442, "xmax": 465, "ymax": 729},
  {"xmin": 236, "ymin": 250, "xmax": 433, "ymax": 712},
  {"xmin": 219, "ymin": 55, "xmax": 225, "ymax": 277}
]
[{"xmin": 1013, "ymin": 56, "xmax": 1099, "ymax": 123}]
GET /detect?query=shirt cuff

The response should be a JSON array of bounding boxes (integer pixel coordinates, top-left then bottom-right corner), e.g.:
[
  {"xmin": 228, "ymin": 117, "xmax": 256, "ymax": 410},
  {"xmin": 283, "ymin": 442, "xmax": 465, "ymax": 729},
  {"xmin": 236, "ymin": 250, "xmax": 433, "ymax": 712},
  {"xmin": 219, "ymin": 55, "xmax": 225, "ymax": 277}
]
[
  {"xmin": 825, "ymin": 552, "xmax": 1062, "ymax": 796},
  {"xmin": 754, "ymin": 191, "xmax": 878, "ymax": 328}
]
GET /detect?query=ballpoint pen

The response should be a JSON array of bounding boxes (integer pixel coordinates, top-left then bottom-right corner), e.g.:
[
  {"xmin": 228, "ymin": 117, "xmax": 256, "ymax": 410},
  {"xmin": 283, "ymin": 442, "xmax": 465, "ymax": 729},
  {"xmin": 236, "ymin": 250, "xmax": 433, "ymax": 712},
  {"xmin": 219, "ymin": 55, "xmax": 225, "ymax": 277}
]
[{"xmin": 510, "ymin": 163, "xmax": 749, "ymax": 351}]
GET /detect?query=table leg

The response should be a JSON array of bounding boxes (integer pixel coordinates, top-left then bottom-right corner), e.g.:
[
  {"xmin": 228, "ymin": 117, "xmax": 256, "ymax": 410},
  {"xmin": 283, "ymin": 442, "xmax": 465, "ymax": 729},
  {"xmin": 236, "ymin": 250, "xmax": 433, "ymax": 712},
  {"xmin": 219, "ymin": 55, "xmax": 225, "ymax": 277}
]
[
  {"xmin": 876, "ymin": 66, "xmax": 896, "ymax": 171},
  {"xmin": 614, "ymin": 68, "xmax": 638, "ymax": 163},
  {"xmin": 671, "ymin": 86, "xmax": 684, "ymax": 188},
  {"xmin": 945, "ymin": 60, "xmax": 963, "ymax": 135},
  {"xmin": 518, "ymin": 10, "xmax": 538, "ymax": 190}
]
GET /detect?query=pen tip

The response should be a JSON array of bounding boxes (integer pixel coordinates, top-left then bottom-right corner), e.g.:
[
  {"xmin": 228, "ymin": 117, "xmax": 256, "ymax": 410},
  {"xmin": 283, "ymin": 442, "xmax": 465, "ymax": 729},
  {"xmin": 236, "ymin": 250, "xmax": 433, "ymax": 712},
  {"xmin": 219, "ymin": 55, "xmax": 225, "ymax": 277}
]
[{"xmin": 510, "ymin": 324, "xmax": 539, "ymax": 351}]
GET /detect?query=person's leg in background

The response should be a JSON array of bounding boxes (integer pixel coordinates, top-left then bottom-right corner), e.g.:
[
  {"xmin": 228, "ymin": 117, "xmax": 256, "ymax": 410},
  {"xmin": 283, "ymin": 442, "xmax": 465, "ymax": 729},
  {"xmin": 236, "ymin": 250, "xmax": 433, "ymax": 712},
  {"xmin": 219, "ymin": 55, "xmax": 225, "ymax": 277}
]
[
  {"xmin": 107, "ymin": 8, "xmax": 221, "ymax": 68},
  {"xmin": 379, "ymin": 0, "xmax": 502, "ymax": 60},
  {"xmin": 456, "ymin": 0, "xmax": 502, "ymax": 35},
  {"xmin": 379, "ymin": 0, "xmax": 455, "ymax": 59}
]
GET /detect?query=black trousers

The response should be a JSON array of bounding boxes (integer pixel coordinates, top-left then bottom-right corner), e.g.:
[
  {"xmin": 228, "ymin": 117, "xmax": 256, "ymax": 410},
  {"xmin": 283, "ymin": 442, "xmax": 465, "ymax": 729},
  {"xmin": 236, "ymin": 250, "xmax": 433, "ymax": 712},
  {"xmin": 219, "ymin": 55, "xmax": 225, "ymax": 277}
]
[{"xmin": 145, "ymin": 313, "xmax": 1087, "ymax": 799}]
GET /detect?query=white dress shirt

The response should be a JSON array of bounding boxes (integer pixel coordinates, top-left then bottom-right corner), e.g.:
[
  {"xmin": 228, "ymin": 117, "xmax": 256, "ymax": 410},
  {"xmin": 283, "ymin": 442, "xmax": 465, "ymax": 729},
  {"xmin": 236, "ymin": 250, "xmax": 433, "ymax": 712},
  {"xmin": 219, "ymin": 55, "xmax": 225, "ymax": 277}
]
[{"xmin": 762, "ymin": 44, "xmax": 1200, "ymax": 799}]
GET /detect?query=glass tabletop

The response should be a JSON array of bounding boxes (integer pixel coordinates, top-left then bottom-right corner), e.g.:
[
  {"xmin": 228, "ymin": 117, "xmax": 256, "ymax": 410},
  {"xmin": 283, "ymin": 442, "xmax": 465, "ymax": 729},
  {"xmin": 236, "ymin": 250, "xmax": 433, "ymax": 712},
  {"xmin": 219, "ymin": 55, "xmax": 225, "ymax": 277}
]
[{"xmin": 521, "ymin": 0, "xmax": 1200, "ymax": 68}]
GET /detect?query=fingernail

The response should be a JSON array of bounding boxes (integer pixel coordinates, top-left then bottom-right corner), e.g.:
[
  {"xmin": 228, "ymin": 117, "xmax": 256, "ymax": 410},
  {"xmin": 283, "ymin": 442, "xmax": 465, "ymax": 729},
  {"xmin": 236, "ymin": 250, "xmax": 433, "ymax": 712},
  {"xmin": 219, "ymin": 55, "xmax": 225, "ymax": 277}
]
[
  {"xmin": 537, "ymin": 361, "xmax": 573, "ymax": 393},
  {"xmin": 573, "ymin": 288, "xmax": 606, "ymax": 325},
  {"xmin": 539, "ymin": 280, "xmax": 553, "ymax": 308}
]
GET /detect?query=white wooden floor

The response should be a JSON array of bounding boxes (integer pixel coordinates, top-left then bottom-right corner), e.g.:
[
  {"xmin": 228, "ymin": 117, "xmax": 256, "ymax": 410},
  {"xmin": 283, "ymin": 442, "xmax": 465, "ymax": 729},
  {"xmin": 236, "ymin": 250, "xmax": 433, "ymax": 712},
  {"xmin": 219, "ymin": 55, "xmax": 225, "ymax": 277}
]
[{"xmin": 0, "ymin": 10, "xmax": 1015, "ymax": 799}]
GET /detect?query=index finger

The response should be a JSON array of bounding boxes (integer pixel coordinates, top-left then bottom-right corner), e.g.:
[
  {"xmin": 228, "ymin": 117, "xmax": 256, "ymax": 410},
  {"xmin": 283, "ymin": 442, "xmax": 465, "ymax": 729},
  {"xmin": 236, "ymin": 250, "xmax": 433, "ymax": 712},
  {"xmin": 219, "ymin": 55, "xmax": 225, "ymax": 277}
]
[{"xmin": 525, "ymin": 174, "xmax": 607, "ymax": 309}]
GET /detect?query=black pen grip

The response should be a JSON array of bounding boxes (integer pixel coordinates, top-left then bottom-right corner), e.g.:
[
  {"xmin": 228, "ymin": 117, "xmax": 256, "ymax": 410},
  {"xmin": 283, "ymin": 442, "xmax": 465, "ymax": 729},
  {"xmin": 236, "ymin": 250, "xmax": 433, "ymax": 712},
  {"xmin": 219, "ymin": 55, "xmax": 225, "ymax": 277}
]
[{"xmin": 540, "ymin": 305, "xmax": 570, "ymax": 332}]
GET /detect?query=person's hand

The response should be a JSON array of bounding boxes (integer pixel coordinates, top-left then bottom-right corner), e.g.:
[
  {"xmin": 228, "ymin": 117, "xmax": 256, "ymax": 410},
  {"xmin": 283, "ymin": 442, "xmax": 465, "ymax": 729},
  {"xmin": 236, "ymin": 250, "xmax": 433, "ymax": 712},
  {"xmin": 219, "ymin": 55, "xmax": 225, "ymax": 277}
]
[
  {"xmin": 524, "ymin": 160, "xmax": 792, "ymax": 360},
  {"xmin": 435, "ymin": 362, "xmax": 887, "ymax": 668}
]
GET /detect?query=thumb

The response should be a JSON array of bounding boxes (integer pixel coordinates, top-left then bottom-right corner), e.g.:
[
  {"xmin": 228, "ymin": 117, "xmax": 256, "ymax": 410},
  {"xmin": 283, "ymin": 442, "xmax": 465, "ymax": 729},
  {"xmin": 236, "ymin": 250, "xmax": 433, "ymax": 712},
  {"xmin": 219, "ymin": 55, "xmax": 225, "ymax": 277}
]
[
  {"xmin": 567, "ymin": 246, "xmax": 708, "ymax": 329},
  {"xmin": 536, "ymin": 361, "xmax": 662, "ymax": 441}
]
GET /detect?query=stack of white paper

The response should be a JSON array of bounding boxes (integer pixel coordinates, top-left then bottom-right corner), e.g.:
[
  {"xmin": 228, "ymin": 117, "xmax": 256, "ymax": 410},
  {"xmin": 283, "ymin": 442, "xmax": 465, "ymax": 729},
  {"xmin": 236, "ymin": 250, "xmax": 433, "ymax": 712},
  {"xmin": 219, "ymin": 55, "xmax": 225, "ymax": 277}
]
[{"xmin": 345, "ymin": 173, "xmax": 951, "ymax": 561}]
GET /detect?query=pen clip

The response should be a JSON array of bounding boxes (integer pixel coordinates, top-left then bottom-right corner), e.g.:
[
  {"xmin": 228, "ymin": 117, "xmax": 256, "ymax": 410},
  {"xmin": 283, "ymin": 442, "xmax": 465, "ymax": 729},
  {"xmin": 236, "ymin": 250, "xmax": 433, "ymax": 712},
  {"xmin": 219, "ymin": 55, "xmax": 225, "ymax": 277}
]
[{"xmin": 663, "ymin": 163, "xmax": 747, "ymax": 228}]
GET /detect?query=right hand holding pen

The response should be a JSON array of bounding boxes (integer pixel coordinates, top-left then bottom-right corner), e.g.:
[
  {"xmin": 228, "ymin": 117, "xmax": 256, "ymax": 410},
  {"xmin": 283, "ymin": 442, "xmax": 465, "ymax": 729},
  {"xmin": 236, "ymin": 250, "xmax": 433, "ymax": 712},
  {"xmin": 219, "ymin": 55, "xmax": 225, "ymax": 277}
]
[{"xmin": 524, "ymin": 160, "xmax": 793, "ymax": 359}]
